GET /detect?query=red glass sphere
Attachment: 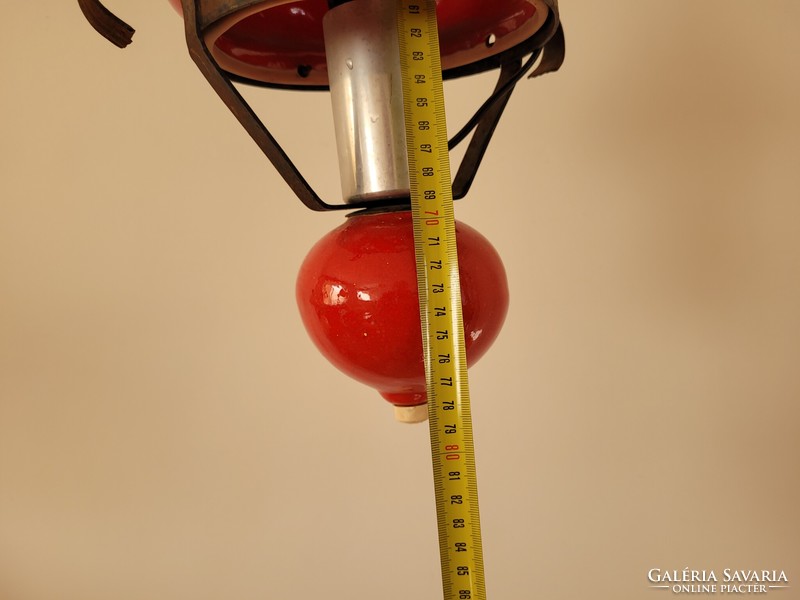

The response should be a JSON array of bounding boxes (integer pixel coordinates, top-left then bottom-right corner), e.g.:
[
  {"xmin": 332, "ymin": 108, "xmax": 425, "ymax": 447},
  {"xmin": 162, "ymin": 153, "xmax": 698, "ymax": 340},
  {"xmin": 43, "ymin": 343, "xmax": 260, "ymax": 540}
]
[{"xmin": 296, "ymin": 210, "xmax": 508, "ymax": 414}]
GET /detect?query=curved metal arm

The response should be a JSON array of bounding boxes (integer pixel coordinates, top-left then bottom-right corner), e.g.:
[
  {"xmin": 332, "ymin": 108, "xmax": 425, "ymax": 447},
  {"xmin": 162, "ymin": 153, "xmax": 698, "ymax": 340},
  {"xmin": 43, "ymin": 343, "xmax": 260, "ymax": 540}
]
[
  {"xmin": 77, "ymin": 0, "xmax": 565, "ymax": 210},
  {"xmin": 78, "ymin": 0, "xmax": 134, "ymax": 48},
  {"xmin": 179, "ymin": 0, "xmax": 350, "ymax": 211}
]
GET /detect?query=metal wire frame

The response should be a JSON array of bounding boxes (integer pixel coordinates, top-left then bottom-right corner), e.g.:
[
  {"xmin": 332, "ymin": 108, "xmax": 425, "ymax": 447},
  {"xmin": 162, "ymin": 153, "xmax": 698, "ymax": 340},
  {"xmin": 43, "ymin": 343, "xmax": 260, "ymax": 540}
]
[{"xmin": 78, "ymin": 0, "xmax": 564, "ymax": 211}]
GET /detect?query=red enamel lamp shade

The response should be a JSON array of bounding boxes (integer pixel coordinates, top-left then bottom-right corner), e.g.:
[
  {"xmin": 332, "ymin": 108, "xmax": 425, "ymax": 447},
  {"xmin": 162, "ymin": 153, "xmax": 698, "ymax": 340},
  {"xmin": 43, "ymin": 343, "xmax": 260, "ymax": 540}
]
[
  {"xmin": 296, "ymin": 211, "xmax": 509, "ymax": 416},
  {"xmin": 167, "ymin": 0, "xmax": 550, "ymax": 86}
]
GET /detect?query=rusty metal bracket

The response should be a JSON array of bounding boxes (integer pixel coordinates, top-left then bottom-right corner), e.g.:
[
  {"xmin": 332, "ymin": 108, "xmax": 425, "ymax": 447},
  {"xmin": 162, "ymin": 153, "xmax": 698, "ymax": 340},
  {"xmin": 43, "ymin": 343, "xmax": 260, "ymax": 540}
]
[
  {"xmin": 77, "ymin": 0, "xmax": 564, "ymax": 209},
  {"xmin": 78, "ymin": 0, "xmax": 134, "ymax": 48},
  {"xmin": 179, "ymin": 0, "xmax": 349, "ymax": 211}
]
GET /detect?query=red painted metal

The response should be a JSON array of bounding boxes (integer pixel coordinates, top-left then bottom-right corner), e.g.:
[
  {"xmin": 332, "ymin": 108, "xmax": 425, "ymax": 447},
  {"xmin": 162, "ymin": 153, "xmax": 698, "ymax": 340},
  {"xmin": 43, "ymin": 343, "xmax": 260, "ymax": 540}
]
[{"xmin": 167, "ymin": 0, "xmax": 548, "ymax": 86}]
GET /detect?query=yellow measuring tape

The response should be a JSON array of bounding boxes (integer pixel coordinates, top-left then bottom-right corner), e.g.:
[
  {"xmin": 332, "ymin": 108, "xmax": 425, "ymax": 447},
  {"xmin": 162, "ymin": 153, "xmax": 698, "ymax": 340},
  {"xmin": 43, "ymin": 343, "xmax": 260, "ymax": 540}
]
[{"xmin": 396, "ymin": 2, "xmax": 486, "ymax": 599}]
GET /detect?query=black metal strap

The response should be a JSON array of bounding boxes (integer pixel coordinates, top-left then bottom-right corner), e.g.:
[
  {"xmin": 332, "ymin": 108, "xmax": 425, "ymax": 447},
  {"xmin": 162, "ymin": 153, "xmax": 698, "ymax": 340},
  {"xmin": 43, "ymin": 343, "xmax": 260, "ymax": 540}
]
[
  {"xmin": 528, "ymin": 4, "xmax": 565, "ymax": 81},
  {"xmin": 452, "ymin": 57, "xmax": 525, "ymax": 199},
  {"xmin": 179, "ymin": 0, "xmax": 348, "ymax": 211},
  {"xmin": 77, "ymin": 0, "xmax": 565, "ymax": 211},
  {"xmin": 77, "ymin": 0, "xmax": 134, "ymax": 48}
]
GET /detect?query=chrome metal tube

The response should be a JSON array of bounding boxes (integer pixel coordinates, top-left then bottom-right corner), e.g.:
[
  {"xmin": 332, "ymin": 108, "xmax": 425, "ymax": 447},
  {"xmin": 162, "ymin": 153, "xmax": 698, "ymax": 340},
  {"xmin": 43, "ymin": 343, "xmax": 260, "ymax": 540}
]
[{"xmin": 323, "ymin": 0, "xmax": 410, "ymax": 204}]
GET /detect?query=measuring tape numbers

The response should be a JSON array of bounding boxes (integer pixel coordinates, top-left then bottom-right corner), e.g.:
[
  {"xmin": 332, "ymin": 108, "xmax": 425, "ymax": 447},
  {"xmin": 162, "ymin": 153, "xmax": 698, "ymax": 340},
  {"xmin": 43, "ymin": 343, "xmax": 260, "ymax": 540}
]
[{"xmin": 396, "ymin": 2, "xmax": 487, "ymax": 600}]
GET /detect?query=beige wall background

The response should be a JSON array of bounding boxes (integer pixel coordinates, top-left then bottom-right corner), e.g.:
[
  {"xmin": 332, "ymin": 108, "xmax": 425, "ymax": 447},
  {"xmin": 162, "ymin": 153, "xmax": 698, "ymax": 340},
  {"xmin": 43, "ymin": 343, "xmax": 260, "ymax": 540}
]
[{"xmin": 2, "ymin": 2, "xmax": 799, "ymax": 599}]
